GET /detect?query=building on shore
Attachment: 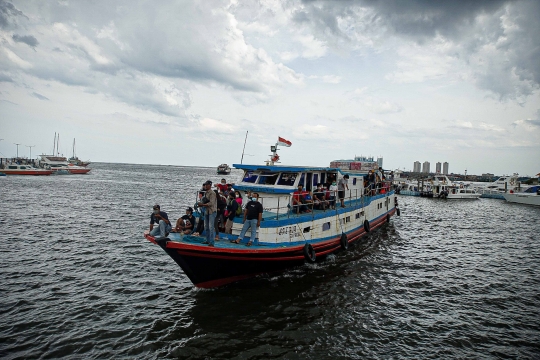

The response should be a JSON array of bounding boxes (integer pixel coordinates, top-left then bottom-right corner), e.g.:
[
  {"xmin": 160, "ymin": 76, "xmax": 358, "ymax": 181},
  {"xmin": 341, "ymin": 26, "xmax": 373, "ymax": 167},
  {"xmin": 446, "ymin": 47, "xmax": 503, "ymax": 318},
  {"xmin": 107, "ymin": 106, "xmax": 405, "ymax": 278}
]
[
  {"xmin": 436, "ymin": 162, "xmax": 442, "ymax": 173},
  {"xmin": 443, "ymin": 162, "xmax": 449, "ymax": 175},
  {"xmin": 422, "ymin": 161, "xmax": 430, "ymax": 173},
  {"xmin": 413, "ymin": 161, "xmax": 421, "ymax": 173}
]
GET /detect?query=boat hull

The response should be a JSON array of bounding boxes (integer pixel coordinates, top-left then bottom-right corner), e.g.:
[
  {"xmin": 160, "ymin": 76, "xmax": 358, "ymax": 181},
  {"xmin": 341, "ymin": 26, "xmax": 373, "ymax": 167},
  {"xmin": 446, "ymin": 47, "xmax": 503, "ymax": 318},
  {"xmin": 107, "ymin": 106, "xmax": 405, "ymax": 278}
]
[
  {"xmin": 145, "ymin": 209, "xmax": 394, "ymax": 288},
  {"xmin": 503, "ymin": 193, "xmax": 540, "ymax": 206},
  {"xmin": 0, "ymin": 169, "xmax": 53, "ymax": 175}
]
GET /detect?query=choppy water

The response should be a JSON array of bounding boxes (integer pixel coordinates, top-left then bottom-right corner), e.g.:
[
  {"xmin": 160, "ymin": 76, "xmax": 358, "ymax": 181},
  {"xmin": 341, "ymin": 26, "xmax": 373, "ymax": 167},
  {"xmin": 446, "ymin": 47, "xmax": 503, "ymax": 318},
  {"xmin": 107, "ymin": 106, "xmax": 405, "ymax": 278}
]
[{"xmin": 1, "ymin": 163, "xmax": 539, "ymax": 359}]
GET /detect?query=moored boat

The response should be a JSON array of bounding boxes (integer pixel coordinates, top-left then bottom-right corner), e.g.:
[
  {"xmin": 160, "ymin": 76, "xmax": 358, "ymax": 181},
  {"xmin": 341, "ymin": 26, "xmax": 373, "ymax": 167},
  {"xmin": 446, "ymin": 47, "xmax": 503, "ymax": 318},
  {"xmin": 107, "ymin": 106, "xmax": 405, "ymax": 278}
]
[
  {"xmin": 503, "ymin": 186, "xmax": 540, "ymax": 206},
  {"xmin": 144, "ymin": 141, "xmax": 399, "ymax": 288},
  {"xmin": 217, "ymin": 164, "xmax": 231, "ymax": 175},
  {"xmin": 0, "ymin": 164, "xmax": 53, "ymax": 176}
]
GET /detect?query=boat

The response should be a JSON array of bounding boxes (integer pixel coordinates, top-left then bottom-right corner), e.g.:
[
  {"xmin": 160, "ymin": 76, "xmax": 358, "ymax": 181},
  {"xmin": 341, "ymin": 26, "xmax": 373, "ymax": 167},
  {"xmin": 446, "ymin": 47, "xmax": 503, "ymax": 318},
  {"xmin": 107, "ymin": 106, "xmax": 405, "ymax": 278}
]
[
  {"xmin": 474, "ymin": 174, "xmax": 530, "ymax": 199},
  {"xmin": 0, "ymin": 164, "xmax": 53, "ymax": 176},
  {"xmin": 38, "ymin": 155, "xmax": 91, "ymax": 174},
  {"xmin": 144, "ymin": 140, "xmax": 399, "ymax": 288},
  {"xmin": 503, "ymin": 186, "xmax": 540, "ymax": 206},
  {"xmin": 68, "ymin": 138, "xmax": 91, "ymax": 167},
  {"xmin": 428, "ymin": 175, "xmax": 481, "ymax": 199},
  {"xmin": 217, "ymin": 163, "xmax": 231, "ymax": 175}
]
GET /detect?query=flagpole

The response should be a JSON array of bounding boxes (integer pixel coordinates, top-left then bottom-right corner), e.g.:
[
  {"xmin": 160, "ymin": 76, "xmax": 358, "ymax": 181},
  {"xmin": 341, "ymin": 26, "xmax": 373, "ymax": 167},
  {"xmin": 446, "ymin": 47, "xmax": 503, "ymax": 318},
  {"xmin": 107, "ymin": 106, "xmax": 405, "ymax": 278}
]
[{"xmin": 240, "ymin": 131, "xmax": 248, "ymax": 164}]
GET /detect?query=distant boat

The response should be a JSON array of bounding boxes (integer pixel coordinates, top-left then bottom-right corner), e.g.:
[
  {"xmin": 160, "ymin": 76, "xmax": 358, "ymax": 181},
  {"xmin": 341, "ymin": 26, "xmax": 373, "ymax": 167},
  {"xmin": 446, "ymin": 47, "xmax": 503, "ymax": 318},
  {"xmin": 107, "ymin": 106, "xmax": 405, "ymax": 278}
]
[
  {"xmin": 503, "ymin": 186, "xmax": 540, "ymax": 206},
  {"xmin": 216, "ymin": 164, "xmax": 231, "ymax": 175},
  {"xmin": 68, "ymin": 138, "xmax": 91, "ymax": 167},
  {"xmin": 0, "ymin": 164, "xmax": 53, "ymax": 176}
]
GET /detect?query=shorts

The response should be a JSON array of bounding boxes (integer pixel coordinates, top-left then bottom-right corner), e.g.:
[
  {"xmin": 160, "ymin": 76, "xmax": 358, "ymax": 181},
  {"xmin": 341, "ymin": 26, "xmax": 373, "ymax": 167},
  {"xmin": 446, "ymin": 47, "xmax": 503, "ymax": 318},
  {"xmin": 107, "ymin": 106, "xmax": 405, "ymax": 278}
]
[{"xmin": 338, "ymin": 190, "xmax": 345, "ymax": 199}]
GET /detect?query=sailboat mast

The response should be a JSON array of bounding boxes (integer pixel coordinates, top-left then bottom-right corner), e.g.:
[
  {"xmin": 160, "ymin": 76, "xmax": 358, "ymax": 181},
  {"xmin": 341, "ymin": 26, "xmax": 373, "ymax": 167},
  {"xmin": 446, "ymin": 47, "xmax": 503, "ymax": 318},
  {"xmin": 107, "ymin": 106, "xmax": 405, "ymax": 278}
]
[
  {"xmin": 72, "ymin": 138, "xmax": 76, "ymax": 158},
  {"xmin": 53, "ymin": 132, "xmax": 56, "ymax": 155}
]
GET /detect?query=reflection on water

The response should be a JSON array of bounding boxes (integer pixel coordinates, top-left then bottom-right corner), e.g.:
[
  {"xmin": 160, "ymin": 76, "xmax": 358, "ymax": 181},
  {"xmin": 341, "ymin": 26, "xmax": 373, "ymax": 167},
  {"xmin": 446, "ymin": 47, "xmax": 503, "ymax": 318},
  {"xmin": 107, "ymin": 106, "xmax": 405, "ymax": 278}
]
[{"xmin": 1, "ymin": 163, "xmax": 539, "ymax": 359}]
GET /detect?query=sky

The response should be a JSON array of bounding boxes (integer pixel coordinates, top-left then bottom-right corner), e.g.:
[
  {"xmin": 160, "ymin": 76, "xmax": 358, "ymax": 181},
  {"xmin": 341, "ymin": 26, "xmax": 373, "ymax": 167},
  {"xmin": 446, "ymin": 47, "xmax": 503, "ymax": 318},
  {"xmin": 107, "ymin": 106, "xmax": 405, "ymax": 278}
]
[{"xmin": 0, "ymin": 0, "xmax": 539, "ymax": 176}]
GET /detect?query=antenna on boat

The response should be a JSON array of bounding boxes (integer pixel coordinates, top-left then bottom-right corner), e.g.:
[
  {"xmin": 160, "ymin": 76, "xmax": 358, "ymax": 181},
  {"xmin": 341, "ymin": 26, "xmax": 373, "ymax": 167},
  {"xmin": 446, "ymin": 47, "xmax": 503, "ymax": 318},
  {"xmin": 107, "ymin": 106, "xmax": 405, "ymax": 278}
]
[{"xmin": 240, "ymin": 131, "xmax": 248, "ymax": 164}]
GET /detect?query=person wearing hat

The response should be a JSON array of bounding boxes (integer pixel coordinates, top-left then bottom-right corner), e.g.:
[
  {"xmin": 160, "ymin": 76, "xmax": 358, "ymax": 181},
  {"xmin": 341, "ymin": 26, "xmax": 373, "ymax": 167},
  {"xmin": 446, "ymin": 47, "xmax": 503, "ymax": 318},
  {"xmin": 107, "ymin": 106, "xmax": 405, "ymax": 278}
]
[
  {"xmin": 197, "ymin": 180, "xmax": 217, "ymax": 246},
  {"xmin": 149, "ymin": 204, "xmax": 171, "ymax": 239},
  {"xmin": 172, "ymin": 207, "xmax": 197, "ymax": 235}
]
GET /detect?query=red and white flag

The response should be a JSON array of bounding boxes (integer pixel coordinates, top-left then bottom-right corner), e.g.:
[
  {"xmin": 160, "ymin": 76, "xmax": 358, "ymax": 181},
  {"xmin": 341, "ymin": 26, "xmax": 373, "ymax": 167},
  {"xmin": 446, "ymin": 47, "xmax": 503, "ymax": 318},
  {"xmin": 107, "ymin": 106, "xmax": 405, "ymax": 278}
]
[{"xmin": 277, "ymin": 137, "xmax": 292, "ymax": 147}]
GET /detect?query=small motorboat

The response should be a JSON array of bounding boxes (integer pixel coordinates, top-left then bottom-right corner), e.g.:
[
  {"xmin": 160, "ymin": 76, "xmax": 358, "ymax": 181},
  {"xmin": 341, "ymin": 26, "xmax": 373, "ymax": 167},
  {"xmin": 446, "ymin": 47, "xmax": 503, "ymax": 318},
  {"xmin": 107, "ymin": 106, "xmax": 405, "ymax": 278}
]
[{"xmin": 216, "ymin": 163, "xmax": 231, "ymax": 175}]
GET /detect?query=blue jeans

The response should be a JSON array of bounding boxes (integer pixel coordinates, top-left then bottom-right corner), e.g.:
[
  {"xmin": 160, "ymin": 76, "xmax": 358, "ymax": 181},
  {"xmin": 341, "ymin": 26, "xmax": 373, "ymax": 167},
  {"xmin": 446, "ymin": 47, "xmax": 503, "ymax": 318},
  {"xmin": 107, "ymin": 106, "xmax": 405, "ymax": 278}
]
[
  {"xmin": 204, "ymin": 211, "xmax": 217, "ymax": 245},
  {"xmin": 150, "ymin": 220, "xmax": 172, "ymax": 238},
  {"xmin": 238, "ymin": 219, "xmax": 258, "ymax": 243}
]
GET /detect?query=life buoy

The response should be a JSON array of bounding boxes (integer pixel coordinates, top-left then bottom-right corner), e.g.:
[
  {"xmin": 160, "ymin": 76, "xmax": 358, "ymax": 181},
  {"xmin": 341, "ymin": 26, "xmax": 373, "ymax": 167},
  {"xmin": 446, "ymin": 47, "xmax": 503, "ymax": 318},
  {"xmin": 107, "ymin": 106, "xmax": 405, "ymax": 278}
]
[
  {"xmin": 271, "ymin": 154, "xmax": 280, "ymax": 162},
  {"xmin": 510, "ymin": 179, "xmax": 515, "ymax": 185},
  {"xmin": 363, "ymin": 219, "xmax": 370, "ymax": 233},
  {"xmin": 303, "ymin": 243, "xmax": 316, "ymax": 263},
  {"xmin": 460, "ymin": 184, "xmax": 463, "ymax": 189},
  {"xmin": 340, "ymin": 233, "xmax": 348, "ymax": 250}
]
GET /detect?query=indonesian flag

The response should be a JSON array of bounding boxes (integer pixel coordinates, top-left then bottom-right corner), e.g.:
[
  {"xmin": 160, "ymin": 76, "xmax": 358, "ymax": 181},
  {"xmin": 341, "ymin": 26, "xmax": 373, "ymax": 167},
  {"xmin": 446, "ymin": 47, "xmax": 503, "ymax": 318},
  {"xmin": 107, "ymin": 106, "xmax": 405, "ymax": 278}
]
[{"xmin": 277, "ymin": 136, "xmax": 292, "ymax": 147}]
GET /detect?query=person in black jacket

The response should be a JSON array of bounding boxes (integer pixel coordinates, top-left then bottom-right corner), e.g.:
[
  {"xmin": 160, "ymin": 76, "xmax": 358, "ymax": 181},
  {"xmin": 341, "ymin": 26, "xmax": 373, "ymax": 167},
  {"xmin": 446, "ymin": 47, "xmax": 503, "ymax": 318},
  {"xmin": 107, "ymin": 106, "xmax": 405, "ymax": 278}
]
[{"xmin": 224, "ymin": 192, "xmax": 239, "ymax": 234}]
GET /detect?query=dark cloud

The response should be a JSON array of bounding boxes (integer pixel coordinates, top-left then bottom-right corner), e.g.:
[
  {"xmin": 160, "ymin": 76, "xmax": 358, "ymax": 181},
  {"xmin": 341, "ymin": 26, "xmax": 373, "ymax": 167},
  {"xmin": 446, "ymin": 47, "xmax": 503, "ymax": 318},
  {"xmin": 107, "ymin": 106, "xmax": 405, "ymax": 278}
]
[
  {"xmin": 12, "ymin": 34, "xmax": 38, "ymax": 48},
  {"xmin": 0, "ymin": 0, "xmax": 26, "ymax": 29},
  {"xmin": 293, "ymin": 0, "xmax": 540, "ymax": 99},
  {"xmin": 31, "ymin": 92, "xmax": 49, "ymax": 101}
]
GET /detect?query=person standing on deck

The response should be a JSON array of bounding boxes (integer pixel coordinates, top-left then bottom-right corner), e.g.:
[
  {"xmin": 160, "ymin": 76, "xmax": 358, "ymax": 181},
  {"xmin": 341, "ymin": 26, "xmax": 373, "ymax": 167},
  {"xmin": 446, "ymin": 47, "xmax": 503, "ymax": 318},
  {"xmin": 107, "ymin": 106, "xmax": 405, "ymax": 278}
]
[
  {"xmin": 338, "ymin": 174, "xmax": 349, "ymax": 208},
  {"xmin": 149, "ymin": 204, "xmax": 171, "ymax": 239},
  {"xmin": 232, "ymin": 193, "xmax": 263, "ymax": 246},
  {"xmin": 197, "ymin": 180, "xmax": 217, "ymax": 247}
]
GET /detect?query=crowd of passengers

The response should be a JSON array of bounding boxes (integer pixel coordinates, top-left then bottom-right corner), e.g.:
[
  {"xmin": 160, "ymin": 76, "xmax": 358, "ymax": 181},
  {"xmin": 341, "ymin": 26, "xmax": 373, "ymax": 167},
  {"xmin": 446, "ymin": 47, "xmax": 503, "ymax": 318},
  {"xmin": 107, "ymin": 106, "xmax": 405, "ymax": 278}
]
[
  {"xmin": 291, "ymin": 168, "xmax": 394, "ymax": 214},
  {"xmin": 149, "ymin": 178, "xmax": 264, "ymax": 247}
]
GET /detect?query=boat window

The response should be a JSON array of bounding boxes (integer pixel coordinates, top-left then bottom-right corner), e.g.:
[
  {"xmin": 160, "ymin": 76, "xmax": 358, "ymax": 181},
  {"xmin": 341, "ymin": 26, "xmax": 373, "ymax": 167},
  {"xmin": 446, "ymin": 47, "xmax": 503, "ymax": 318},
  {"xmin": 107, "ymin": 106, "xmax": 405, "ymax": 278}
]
[
  {"xmin": 242, "ymin": 171, "xmax": 258, "ymax": 183},
  {"xmin": 312, "ymin": 173, "xmax": 319, "ymax": 187},
  {"xmin": 306, "ymin": 173, "xmax": 313, "ymax": 191},
  {"xmin": 8, "ymin": 166, "xmax": 17, "ymax": 169},
  {"xmin": 20, "ymin": 166, "xmax": 26, "ymax": 169},
  {"xmin": 258, "ymin": 172, "xmax": 279, "ymax": 185},
  {"xmin": 277, "ymin": 173, "xmax": 297, "ymax": 186},
  {"xmin": 353, "ymin": 177, "xmax": 357, "ymax": 185},
  {"xmin": 322, "ymin": 222, "xmax": 331, "ymax": 231}
]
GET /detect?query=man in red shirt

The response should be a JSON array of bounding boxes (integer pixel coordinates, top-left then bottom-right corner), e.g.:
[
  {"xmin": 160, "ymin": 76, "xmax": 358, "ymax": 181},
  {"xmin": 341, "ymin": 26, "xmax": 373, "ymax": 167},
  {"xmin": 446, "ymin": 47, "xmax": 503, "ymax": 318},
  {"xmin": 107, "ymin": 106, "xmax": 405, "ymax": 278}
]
[{"xmin": 292, "ymin": 184, "xmax": 310, "ymax": 213}]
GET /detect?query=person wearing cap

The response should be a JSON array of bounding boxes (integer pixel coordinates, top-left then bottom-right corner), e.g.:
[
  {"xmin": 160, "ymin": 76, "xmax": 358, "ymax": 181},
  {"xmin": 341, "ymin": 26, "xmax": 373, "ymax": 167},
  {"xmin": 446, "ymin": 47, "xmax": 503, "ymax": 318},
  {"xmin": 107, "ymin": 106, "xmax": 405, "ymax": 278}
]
[
  {"xmin": 149, "ymin": 204, "xmax": 171, "ymax": 239},
  {"xmin": 172, "ymin": 207, "xmax": 197, "ymax": 235},
  {"xmin": 197, "ymin": 180, "xmax": 217, "ymax": 246},
  {"xmin": 338, "ymin": 174, "xmax": 349, "ymax": 208}
]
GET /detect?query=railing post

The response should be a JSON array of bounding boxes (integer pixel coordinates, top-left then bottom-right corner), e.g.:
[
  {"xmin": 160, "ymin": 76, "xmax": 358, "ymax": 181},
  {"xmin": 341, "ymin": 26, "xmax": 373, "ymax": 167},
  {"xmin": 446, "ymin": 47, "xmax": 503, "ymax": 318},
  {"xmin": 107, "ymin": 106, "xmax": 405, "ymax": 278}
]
[{"xmin": 277, "ymin": 196, "xmax": 280, "ymax": 219}]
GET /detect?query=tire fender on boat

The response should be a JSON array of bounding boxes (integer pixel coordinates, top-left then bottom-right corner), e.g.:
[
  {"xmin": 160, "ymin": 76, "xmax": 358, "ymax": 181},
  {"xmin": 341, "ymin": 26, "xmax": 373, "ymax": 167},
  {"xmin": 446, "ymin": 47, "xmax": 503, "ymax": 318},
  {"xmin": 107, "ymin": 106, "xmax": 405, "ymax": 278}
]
[
  {"xmin": 386, "ymin": 213, "xmax": 391, "ymax": 223},
  {"xmin": 363, "ymin": 219, "xmax": 370, "ymax": 233},
  {"xmin": 340, "ymin": 233, "xmax": 348, "ymax": 250},
  {"xmin": 303, "ymin": 243, "xmax": 316, "ymax": 263},
  {"xmin": 396, "ymin": 208, "xmax": 401, "ymax": 216}
]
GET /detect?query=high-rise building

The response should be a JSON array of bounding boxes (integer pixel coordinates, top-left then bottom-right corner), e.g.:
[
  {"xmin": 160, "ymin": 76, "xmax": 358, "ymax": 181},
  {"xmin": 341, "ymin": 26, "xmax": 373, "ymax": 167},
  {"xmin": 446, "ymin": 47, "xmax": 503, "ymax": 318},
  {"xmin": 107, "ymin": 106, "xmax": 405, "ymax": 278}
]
[
  {"xmin": 436, "ymin": 162, "xmax": 442, "ymax": 173},
  {"xmin": 443, "ymin": 162, "xmax": 449, "ymax": 175},
  {"xmin": 413, "ymin": 161, "xmax": 421, "ymax": 173},
  {"xmin": 422, "ymin": 161, "xmax": 430, "ymax": 173},
  {"xmin": 377, "ymin": 157, "xmax": 383, "ymax": 168}
]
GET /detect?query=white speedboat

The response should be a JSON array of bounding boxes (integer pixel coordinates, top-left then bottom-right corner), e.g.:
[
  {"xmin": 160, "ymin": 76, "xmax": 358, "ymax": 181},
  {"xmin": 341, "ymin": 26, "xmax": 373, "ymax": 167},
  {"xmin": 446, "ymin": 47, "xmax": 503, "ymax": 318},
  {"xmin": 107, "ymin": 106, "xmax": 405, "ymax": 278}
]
[
  {"xmin": 503, "ymin": 186, "xmax": 540, "ymax": 206},
  {"xmin": 429, "ymin": 175, "xmax": 481, "ymax": 199},
  {"xmin": 475, "ymin": 173, "xmax": 530, "ymax": 199}
]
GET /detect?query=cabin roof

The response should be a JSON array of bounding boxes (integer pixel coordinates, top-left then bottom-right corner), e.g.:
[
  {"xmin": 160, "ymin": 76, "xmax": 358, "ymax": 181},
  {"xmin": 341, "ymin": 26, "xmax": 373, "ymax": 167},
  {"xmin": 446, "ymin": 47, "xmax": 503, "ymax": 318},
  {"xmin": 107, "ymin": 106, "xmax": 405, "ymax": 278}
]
[{"xmin": 233, "ymin": 164, "xmax": 341, "ymax": 172}]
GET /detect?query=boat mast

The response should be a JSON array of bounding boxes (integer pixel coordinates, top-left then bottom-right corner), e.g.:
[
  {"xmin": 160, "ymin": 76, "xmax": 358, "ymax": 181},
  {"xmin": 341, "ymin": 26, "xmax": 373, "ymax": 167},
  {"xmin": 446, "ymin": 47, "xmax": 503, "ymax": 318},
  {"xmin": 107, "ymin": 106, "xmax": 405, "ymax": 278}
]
[
  {"xmin": 72, "ymin": 138, "xmax": 76, "ymax": 158},
  {"xmin": 240, "ymin": 130, "xmax": 248, "ymax": 164},
  {"xmin": 53, "ymin": 132, "xmax": 56, "ymax": 155}
]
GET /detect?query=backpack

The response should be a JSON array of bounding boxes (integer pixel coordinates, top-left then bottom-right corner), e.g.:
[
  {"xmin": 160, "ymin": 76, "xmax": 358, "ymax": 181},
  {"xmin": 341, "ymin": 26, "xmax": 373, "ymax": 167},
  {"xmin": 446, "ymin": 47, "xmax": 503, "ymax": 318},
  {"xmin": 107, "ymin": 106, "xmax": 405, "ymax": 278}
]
[{"xmin": 236, "ymin": 203, "xmax": 243, "ymax": 216}]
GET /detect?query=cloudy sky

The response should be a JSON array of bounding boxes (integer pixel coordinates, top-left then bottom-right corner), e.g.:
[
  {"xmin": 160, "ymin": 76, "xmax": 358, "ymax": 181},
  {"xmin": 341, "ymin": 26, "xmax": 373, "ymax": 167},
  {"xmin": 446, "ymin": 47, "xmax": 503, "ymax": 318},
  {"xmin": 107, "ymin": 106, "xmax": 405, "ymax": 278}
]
[{"xmin": 1, "ymin": 0, "xmax": 539, "ymax": 176}]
